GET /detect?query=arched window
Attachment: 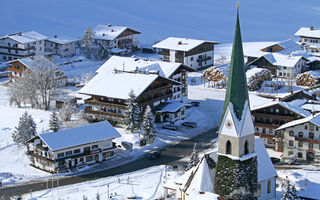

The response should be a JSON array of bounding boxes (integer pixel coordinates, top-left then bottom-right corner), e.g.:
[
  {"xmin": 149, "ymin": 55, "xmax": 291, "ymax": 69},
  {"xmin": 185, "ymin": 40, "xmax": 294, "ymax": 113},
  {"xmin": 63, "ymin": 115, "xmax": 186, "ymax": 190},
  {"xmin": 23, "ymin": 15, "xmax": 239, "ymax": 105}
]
[
  {"xmin": 226, "ymin": 140, "xmax": 232, "ymax": 155},
  {"xmin": 289, "ymin": 130, "xmax": 294, "ymax": 136},
  {"xmin": 244, "ymin": 140, "xmax": 249, "ymax": 155},
  {"xmin": 267, "ymin": 180, "xmax": 271, "ymax": 193}
]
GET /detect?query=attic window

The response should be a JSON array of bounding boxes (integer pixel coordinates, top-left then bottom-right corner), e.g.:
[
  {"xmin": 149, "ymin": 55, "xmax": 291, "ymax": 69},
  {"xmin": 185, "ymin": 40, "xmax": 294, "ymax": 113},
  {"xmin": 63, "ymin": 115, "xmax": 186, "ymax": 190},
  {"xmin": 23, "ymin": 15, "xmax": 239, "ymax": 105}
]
[
  {"xmin": 178, "ymin": 41, "xmax": 182, "ymax": 45},
  {"xmin": 111, "ymin": 29, "xmax": 114, "ymax": 32}
]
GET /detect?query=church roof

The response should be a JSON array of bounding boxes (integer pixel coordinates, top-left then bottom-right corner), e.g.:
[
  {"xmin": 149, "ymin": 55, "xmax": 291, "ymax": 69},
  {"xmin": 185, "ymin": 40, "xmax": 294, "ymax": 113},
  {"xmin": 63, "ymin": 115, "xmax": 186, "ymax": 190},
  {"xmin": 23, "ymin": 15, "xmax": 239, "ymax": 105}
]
[{"xmin": 220, "ymin": 9, "xmax": 249, "ymax": 126}]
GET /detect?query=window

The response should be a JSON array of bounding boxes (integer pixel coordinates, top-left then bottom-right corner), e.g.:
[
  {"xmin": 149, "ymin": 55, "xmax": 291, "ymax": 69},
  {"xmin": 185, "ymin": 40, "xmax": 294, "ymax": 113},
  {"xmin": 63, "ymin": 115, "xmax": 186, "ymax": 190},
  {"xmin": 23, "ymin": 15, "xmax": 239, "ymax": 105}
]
[
  {"xmin": 258, "ymin": 184, "xmax": 261, "ymax": 197},
  {"xmin": 244, "ymin": 141, "xmax": 249, "ymax": 155},
  {"xmin": 317, "ymin": 127, "xmax": 319, "ymax": 131},
  {"xmin": 267, "ymin": 180, "xmax": 271, "ymax": 193},
  {"xmin": 66, "ymin": 151, "xmax": 72, "ymax": 156},
  {"xmin": 86, "ymin": 156, "xmax": 94, "ymax": 162},
  {"xmin": 2, "ymin": 56, "xmax": 6, "ymax": 60},
  {"xmin": 298, "ymin": 141, "xmax": 303, "ymax": 148},
  {"xmin": 309, "ymin": 143, "xmax": 313, "ymax": 149},
  {"xmin": 305, "ymin": 125, "xmax": 308, "ymax": 130},
  {"xmin": 84, "ymin": 147, "xmax": 90, "ymax": 154},
  {"xmin": 57, "ymin": 152, "xmax": 64, "ymax": 158},
  {"xmin": 298, "ymin": 152, "xmax": 303, "ymax": 158},
  {"xmin": 226, "ymin": 140, "xmax": 232, "ymax": 155},
  {"xmin": 309, "ymin": 132, "xmax": 314, "ymax": 139},
  {"xmin": 92, "ymin": 145, "xmax": 98, "ymax": 150},
  {"xmin": 8, "ymin": 49, "xmax": 11, "ymax": 53},
  {"xmin": 269, "ymin": 129, "xmax": 273, "ymax": 134},
  {"xmin": 289, "ymin": 140, "xmax": 294, "ymax": 147},
  {"xmin": 15, "ymin": 50, "xmax": 18, "ymax": 53},
  {"xmin": 310, "ymin": 125, "xmax": 314, "ymax": 131},
  {"xmin": 190, "ymin": 57, "xmax": 194, "ymax": 61},
  {"xmin": 74, "ymin": 149, "xmax": 80, "ymax": 154},
  {"xmin": 299, "ymin": 132, "xmax": 303, "ymax": 138},
  {"xmin": 79, "ymin": 157, "xmax": 84, "ymax": 162},
  {"xmin": 289, "ymin": 130, "xmax": 294, "ymax": 136}
]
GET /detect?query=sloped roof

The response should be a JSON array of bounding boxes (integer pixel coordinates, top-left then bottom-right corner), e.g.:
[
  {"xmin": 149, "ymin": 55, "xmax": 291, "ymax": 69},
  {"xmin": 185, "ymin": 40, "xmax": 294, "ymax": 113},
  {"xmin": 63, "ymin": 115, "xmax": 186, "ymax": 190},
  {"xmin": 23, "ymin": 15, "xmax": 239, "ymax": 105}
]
[
  {"xmin": 295, "ymin": 27, "xmax": 320, "ymax": 39},
  {"xmin": 79, "ymin": 71, "xmax": 160, "ymax": 99},
  {"xmin": 263, "ymin": 53, "xmax": 303, "ymax": 68},
  {"xmin": 7, "ymin": 55, "xmax": 54, "ymax": 70},
  {"xmin": 93, "ymin": 25, "xmax": 140, "ymax": 40},
  {"xmin": 39, "ymin": 121, "xmax": 121, "ymax": 151},
  {"xmin": 277, "ymin": 113, "xmax": 320, "ymax": 131},
  {"xmin": 96, "ymin": 55, "xmax": 193, "ymax": 79},
  {"xmin": 47, "ymin": 36, "xmax": 78, "ymax": 44},
  {"xmin": 152, "ymin": 37, "xmax": 218, "ymax": 52},
  {"xmin": 6, "ymin": 31, "xmax": 48, "ymax": 44},
  {"xmin": 156, "ymin": 101, "xmax": 185, "ymax": 113}
]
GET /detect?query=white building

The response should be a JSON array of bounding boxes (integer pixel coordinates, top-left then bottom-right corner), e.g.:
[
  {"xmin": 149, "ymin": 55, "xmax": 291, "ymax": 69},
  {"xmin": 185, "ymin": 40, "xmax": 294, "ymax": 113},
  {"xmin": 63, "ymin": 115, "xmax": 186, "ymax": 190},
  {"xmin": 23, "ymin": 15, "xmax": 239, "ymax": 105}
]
[
  {"xmin": 153, "ymin": 37, "xmax": 218, "ymax": 69},
  {"xmin": 45, "ymin": 35, "xmax": 78, "ymax": 58},
  {"xmin": 295, "ymin": 26, "xmax": 320, "ymax": 53},
  {"xmin": 0, "ymin": 31, "xmax": 48, "ymax": 62},
  {"xmin": 26, "ymin": 121, "xmax": 121, "ymax": 173},
  {"xmin": 92, "ymin": 24, "xmax": 140, "ymax": 55},
  {"xmin": 277, "ymin": 113, "xmax": 320, "ymax": 162}
]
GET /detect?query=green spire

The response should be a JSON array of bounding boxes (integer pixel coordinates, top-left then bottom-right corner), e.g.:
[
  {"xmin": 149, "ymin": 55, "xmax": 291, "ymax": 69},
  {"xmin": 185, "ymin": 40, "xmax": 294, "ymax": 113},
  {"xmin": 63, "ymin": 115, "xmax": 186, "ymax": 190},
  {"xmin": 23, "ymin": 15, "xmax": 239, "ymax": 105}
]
[{"xmin": 220, "ymin": 9, "xmax": 249, "ymax": 123}]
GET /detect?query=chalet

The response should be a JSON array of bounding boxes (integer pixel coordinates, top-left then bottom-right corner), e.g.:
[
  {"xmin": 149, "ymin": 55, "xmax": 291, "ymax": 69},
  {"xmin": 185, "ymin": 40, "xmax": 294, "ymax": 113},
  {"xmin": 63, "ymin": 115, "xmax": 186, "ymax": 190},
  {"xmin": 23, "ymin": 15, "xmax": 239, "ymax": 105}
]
[
  {"xmin": 280, "ymin": 90, "xmax": 317, "ymax": 102},
  {"xmin": 7, "ymin": 55, "xmax": 67, "ymax": 85},
  {"xmin": 79, "ymin": 70, "xmax": 180, "ymax": 124},
  {"xmin": 277, "ymin": 113, "xmax": 320, "ymax": 162},
  {"xmin": 248, "ymin": 53, "xmax": 307, "ymax": 78},
  {"xmin": 251, "ymin": 101, "xmax": 311, "ymax": 151},
  {"xmin": 152, "ymin": 37, "xmax": 218, "ymax": 69},
  {"xmin": 0, "ymin": 31, "xmax": 48, "ymax": 62},
  {"xmin": 26, "ymin": 121, "xmax": 121, "ymax": 173},
  {"xmin": 94, "ymin": 56, "xmax": 194, "ymax": 101},
  {"xmin": 295, "ymin": 26, "xmax": 320, "ymax": 53},
  {"xmin": 92, "ymin": 24, "xmax": 140, "ymax": 55},
  {"xmin": 45, "ymin": 35, "xmax": 78, "ymax": 58},
  {"xmin": 155, "ymin": 101, "xmax": 186, "ymax": 123}
]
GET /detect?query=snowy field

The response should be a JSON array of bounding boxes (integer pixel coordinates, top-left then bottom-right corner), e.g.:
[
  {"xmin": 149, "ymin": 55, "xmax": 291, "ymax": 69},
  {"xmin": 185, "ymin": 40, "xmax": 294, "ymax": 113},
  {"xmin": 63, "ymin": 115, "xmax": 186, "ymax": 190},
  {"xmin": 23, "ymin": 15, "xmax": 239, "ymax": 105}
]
[{"xmin": 1, "ymin": 0, "xmax": 320, "ymax": 44}]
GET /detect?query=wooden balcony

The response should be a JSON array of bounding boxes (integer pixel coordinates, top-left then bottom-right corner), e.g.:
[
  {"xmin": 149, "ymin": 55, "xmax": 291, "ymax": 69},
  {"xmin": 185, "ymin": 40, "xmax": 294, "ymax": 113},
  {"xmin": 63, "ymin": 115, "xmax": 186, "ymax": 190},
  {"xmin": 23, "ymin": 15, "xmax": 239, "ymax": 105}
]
[
  {"xmin": 140, "ymin": 93, "xmax": 172, "ymax": 107},
  {"xmin": 197, "ymin": 56, "xmax": 212, "ymax": 62},
  {"xmin": 158, "ymin": 51, "xmax": 169, "ymax": 56},
  {"xmin": 253, "ymin": 112, "xmax": 295, "ymax": 121},
  {"xmin": 85, "ymin": 107, "xmax": 125, "ymax": 118},
  {"xmin": 294, "ymin": 136, "xmax": 320, "ymax": 144},
  {"xmin": 85, "ymin": 98, "xmax": 127, "ymax": 108},
  {"xmin": 254, "ymin": 122, "xmax": 280, "ymax": 129},
  {"xmin": 8, "ymin": 67, "xmax": 23, "ymax": 73},
  {"xmin": 255, "ymin": 132, "xmax": 275, "ymax": 138},
  {"xmin": 29, "ymin": 151, "xmax": 54, "ymax": 161}
]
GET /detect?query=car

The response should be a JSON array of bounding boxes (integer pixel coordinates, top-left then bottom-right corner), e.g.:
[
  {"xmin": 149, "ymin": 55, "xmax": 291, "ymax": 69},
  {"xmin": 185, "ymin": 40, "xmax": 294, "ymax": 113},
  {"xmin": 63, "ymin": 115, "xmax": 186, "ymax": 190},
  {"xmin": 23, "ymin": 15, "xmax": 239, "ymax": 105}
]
[
  {"xmin": 270, "ymin": 157, "xmax": 280, "ymax": 164},
  {"xmin": 190, "ymin": 101, "xmax": 200, "ymax": 107},
  {"xmin": 147, "ymin": 151, "xmax": 162, "ymax": 159},
  {"xmin": 182, "ymin": 122, "xmax": 197, "ymax": 128},
  {"xmin": 162, "ymin": 124, "xmax": 179, "ymax": 130}
]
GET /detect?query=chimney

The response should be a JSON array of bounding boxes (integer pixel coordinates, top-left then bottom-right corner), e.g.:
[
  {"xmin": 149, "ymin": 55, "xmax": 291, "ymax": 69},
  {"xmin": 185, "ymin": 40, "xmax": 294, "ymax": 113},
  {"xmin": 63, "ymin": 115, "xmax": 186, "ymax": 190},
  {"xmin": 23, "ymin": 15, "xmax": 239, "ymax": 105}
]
[
  {"xmin": 178, "ymin": 41, "xmax": 182, "ymax": 45},
  {"xmin": 102, "ymin": 33, "xmax": 105, "ymax": 36},
  {"xmin": 17, "ymin": 32, "xmax": 22, "ymax": 36},
  {"xmin": 111, "ymin": 29, "xmax": 114, "ymax": 32},
  {"xmin": 54, "ymin": 35, "xmax": 57, "ymax": 38},
  {"xmin": 108, "ymin": 24, "xmax": 112, "ymax": 27},
  {"xmin": 310, "ymin": 26, "xmax": 314, "ymax": 30}
]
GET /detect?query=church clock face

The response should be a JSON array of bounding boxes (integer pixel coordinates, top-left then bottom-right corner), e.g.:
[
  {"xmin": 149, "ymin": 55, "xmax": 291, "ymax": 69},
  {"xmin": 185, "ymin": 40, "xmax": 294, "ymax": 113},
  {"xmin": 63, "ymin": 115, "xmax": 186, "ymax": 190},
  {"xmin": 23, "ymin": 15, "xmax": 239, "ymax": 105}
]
[{"xmin": 225, "ymin": 119, "xmax": 233, "ymax": 129}]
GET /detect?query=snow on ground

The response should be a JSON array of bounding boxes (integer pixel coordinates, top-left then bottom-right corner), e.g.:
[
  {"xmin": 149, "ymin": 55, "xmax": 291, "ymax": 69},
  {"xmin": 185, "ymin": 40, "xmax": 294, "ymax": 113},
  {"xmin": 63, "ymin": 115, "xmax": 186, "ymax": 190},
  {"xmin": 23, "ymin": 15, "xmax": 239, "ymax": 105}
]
[
  {"xmin": 276, "ymin": 169, "xmax": 320, "ymax": 200},
  {"xmin": 22, "ymin": 165, "xmax": 167, "ymax": 200}
]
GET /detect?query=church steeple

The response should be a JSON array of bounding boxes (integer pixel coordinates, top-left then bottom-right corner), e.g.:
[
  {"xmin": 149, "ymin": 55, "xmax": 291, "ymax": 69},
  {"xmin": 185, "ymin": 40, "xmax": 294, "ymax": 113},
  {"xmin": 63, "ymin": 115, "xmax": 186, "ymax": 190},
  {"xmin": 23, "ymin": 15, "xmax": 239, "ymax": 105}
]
[{"xmin": 220, "ymin": 8, "xmax": 249, "ymax": 124}]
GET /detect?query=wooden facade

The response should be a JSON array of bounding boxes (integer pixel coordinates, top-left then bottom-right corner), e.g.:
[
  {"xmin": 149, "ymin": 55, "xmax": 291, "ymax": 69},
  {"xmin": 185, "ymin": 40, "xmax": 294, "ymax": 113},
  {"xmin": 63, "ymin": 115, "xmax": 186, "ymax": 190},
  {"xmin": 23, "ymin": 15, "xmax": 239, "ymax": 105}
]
[
  {"xmin": 252, "ymin": 103, "xmax": 306, "ymax": 151},
  {"xmin": 261, "ymin": 44, "xmax": 284, "ymax": 53}
]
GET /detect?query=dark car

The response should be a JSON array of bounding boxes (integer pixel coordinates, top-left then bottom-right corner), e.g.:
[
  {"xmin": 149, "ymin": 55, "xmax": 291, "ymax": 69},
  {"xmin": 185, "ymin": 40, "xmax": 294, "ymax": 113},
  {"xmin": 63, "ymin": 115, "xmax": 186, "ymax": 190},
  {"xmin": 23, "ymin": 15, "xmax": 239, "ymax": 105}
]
[
  {"xmin": 147, "ymin": 151, "xmax": 162, "ymax": 159},
  {"xmin": 270, "ymin": 157, "xmax": 280, "ymax": 164},
  {"xmin": 182, "ymin": 122, "xmax": 197, "ymax": 128},
  {"xmin": 162, "ymin": 124, "xmax": 179, "ymax": 131},
  {"xmin": 190, "ymin": 101, "xmax": 200, "ymax": 107}
]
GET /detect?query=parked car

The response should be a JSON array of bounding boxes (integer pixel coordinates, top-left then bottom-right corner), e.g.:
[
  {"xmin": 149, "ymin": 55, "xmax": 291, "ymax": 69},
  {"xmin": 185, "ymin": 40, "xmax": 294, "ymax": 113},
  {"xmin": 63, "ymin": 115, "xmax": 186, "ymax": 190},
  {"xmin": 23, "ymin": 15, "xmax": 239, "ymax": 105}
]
[
  {"xmin": 162, "ymin": 124, "xmax": 179, "ymax": 130},
  {"xmin": 182, "ymin": 122, "xmax": 197, "ymax": 128},
  {"xmin": 190, "ymin": 101, "xmax": 200, "ymax": 107},
  {"xmin": 147, "ymin": 151, "xmax": 162, "ymax": 159},
  {"xmin": 270, "ymin": 157, "xmax": 280, "ymax": 164}
]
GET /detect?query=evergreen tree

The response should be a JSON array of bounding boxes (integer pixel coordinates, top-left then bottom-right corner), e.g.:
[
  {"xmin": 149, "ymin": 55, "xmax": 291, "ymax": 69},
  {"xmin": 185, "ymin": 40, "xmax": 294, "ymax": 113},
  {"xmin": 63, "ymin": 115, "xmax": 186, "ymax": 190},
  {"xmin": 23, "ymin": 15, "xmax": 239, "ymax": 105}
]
[
  {"xmin": 81, "ymin": 26, "xmax": 95, "ymax": 59},
  {"xmin": 12, "ymin": 112, "xmax": 37, "ymax": 146},
  {"xmin": 49, "ymin": 110, "xmax": 60, "ymax": 132},
  {"xmin": 188, "ymin": 143, "xmax": 200, "ymax": 169},
  {"xmin": 124, "ymin": 90, "xmax": 141, "ymax": 132},
  {"xmin": 141, "ymin": 105, "xmax": 156, "ymax": 139},
  {"xmin": 281, "ymin": 177, "xmax": 298, "ymax": 200}
]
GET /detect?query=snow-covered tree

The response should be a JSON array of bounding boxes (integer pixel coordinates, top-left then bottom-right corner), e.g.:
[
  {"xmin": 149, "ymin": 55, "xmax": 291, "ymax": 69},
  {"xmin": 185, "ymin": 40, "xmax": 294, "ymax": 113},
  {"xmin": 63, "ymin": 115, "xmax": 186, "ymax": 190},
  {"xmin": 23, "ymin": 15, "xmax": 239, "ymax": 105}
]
[
  {"xmin": 124, "ymin": 90, "xmax": 141, "ymax": 132},
  {"xmin": 80, "ymin": 72, "xmax": 94, "ymax": 85},
  {"xmin": 281, "ymin": 177, "xmax": 298, "ymax": 200},
  {"xmin": 141, "ymin": 105, "xmax": 156, "ymax": 140},
  {"xmin": 81, "ymin": 27, "xmax": 95, "ymax": 59},
  {"xmin": 215, "ymin": 55, "xmax": 227, "ymax": 65},
  {"xmin": 60, "ymin": 102, "xmax": 76, "ymax": 122},
  {"xmin": 96, "ymin": 41, "xmax": 111, "ymax": 60},
  {"xmin": 188, "ymin": 143, "xmax": 200, "ymax": 169},
  {"xmin": 49, "ymin": 110, "xmax": 60, "ymax": 132},
  {"xmin": 12, "ymin": 112, "xmax": 37, "ymax": 146}
]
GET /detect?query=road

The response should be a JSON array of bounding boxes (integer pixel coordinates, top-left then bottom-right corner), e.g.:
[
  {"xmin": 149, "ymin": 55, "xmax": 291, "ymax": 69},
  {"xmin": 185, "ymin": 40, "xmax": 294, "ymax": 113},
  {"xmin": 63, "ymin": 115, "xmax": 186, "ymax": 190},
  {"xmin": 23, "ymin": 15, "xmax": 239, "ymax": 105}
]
[{"xmin": 0, "ymin": 127, "xmax": 217, "ymax": 199}]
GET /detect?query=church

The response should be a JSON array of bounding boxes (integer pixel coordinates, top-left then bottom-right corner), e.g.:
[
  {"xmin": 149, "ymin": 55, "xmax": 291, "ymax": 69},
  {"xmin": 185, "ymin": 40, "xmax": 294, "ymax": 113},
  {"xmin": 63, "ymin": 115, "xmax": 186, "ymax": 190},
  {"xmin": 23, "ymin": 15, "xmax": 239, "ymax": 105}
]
[{"xmin": 163, "ymin": 6, "xmax": 277, "ymax": 200}]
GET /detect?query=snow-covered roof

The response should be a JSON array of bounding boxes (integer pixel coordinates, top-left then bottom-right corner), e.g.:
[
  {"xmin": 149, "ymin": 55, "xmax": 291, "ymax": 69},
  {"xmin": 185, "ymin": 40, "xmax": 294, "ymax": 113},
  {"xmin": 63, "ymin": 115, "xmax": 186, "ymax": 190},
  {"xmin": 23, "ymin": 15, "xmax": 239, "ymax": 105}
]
[
  {"xmin": 261, "ymin": 39, "xmax": 302, "ymax": 55},
  {"xmin": 277, "ymin": 113, "xmax": 320, "ymax": 131},
  {"xmin": 7, "ymin": 55, "xmax": 54, "ymax": 70},
  {"xmin": 263, "ymin": 53, "xmax": 303, "ymax": 68},
  {"xmin": 251, "ymin": 101, "xmax": 311, "ymax": 118},
  {"xmin": 187, "ymin": 190, "xmax": 219, "ymax": 200},
  {"xmin": 246, "ymin": 68, "xmax": 269, "ymax": 80},
  {"xmin": 156, "ymin": 101, "xmax": 185, "ymax": 113},
  {"xmin": 152, "ymin": 37, "xmax": 218, "ymax": 52},
  {"xmin": 255, "ymin": 138, "xmax": 278, "ymax": 182},
  {"xmin": 93, "ymin": 25, "xmax": 140, "ymax": 40},
  {"xmin": 79, "ymin": 71, "xmax": 160, "ymax": 99},
  {"xmin": 5, "ymin": 31, "xmax": 48, "ymax": 44},
  {"xmin": 47, "ymin": 36, "xmax": 78, "ymax": 44},
  {"xmin": 300, "ymin": 70, "xmax": 320, "ymax": 78},
  {"xmin": 301, "ymin": 103, "xmax": 320, "ymax": 112},
  {"xmin": 295, "ymin": 27, "xmax": 320, "ymax": 39},
  {"xmin": 39, "ymin": 121, "xmax": 121, "ymax": 151},
  {"xmin": 96, "ymin": 55, "xmax": 191, "ymax": 79}
]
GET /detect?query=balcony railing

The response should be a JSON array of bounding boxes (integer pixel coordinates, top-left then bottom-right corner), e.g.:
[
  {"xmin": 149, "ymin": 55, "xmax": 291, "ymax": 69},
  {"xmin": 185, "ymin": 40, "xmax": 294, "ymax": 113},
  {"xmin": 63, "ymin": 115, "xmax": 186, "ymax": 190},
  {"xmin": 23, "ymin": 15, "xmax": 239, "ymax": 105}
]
[
  {"xmin": 85, "ymin": 107, "xmax": 125, "ymax": 118},
  {"xmin": 158, "ymin": 51, "xmax": 170, "ymax": 56},
  {"xmin": 197, "ymin": 56, "xmax": 212, "ymax": 62},
  {"xmin": 85, "ymin": 98, "xmax": 127, "ymax": 108}
]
